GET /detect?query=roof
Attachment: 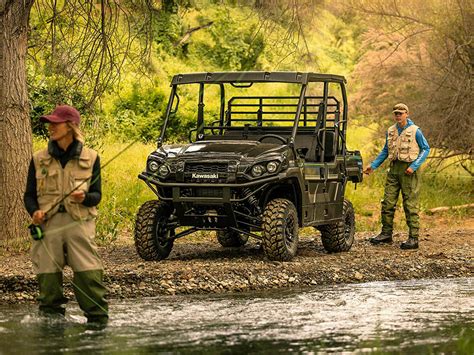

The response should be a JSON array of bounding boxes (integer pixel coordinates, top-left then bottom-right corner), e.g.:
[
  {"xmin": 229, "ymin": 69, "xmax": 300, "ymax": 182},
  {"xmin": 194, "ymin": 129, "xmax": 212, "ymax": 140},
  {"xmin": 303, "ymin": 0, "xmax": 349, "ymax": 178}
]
[{"xmin": 170, "ymin": 72, "xmax": 346, "ymax": 85}]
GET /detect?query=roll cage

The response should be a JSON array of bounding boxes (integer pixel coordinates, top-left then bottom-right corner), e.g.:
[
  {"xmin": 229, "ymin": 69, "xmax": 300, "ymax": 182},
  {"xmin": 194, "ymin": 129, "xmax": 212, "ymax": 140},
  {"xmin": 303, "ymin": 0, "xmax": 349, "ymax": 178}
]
[{"xmin": 158, "ymin": 71, "xmax": 349, "ymax": 162}]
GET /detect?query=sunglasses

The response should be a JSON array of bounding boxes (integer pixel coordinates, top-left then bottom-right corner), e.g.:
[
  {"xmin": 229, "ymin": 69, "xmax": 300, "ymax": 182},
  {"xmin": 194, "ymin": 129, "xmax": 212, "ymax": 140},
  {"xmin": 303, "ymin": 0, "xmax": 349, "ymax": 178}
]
[{"xmin": 393, "ymin": 112, "xmax": 405, "ymax": 116}]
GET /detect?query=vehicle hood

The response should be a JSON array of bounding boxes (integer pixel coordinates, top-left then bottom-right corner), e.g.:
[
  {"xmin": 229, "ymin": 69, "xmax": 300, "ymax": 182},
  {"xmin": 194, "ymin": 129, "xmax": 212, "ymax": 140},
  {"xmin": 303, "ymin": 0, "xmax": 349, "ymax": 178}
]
[{"xmin": 157, "ymin": 140, "xmax": 286, "ymax": 159}]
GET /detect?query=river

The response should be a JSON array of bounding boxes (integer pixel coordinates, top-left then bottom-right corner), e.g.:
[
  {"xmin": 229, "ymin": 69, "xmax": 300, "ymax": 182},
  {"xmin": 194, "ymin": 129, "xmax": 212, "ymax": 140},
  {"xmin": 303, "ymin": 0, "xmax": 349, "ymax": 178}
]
[{"xmin": 0, "ymin": 277, "xmax": 472, "ymax": 353}]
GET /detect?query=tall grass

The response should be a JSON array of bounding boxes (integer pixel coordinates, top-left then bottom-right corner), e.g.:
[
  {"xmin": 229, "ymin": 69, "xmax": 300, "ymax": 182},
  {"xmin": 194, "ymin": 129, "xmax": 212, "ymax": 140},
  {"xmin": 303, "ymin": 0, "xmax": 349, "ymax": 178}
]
[
  {"xmin": 32, "ymin": 137, "xmax": 472, "ymax": 244},
  {"xmin": 345, "ymin": 120, "xmax": 473, "ymax": 232},
  {"xmin": 95, "ymin": 140, "xmax": 156, "ymax": 244},
  {"xmin": 346, "ymin": 168, "xmax": 473, "ymax": 232}
]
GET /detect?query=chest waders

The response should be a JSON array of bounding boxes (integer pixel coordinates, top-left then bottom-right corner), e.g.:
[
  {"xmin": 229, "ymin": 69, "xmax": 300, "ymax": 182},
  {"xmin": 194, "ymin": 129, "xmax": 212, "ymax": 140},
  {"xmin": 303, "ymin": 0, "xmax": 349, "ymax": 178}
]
[
  {"xmin": 28, "ymin": 139, "xmax": 138, "ymax": 323},
  {"xmin": 31, "ymin": 148, "xmax": 108, "ymax": 324},
  {"xmin": 381, "ymin": 160, "xmax": 420, "ymax": 238}
]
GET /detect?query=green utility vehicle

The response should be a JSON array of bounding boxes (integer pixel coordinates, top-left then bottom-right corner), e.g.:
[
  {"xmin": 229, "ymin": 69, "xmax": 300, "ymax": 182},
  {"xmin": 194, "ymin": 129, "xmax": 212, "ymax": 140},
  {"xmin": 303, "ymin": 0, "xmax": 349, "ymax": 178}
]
[{"xmin": 135, "ymin": 72, "xmax": 363, "ymax": 261}]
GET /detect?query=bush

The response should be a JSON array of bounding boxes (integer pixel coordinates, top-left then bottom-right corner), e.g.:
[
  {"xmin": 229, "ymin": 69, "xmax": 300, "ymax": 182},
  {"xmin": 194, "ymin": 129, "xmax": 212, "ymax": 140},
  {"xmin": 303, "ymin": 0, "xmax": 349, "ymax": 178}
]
[{"xmin": 110, "ymin": 83, "xmax": 168, "ymax": 142}]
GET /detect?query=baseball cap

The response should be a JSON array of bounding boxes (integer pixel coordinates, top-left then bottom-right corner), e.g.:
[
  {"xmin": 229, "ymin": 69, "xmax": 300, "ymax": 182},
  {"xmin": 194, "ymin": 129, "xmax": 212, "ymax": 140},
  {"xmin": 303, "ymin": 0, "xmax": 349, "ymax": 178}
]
[
  {"xmin": 40, "ymin": 105, "xmax": 81, "ymax": 124},
  {"xmin": 392, "ymin": 103, "xmax": 409, "ymax": 114}
]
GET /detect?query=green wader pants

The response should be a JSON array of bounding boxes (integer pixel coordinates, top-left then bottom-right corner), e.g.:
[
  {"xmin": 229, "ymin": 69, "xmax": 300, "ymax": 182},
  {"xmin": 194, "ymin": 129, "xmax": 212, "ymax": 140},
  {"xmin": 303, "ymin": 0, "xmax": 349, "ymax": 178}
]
[
  {"xmin": 31, "ymin": 213, "xmax": 108, "ymax": 323},
  {"xmin": 381, "ymin": 160, "xmax": 420, "ymax": 238}
]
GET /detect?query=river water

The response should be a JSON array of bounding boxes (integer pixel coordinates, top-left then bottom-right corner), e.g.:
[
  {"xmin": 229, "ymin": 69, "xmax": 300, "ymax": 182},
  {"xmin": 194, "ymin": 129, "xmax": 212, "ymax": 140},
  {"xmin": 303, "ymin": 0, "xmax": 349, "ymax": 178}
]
[{"xmin": 0, "ymin": 278, "xmax": 472, "ymax": 354}]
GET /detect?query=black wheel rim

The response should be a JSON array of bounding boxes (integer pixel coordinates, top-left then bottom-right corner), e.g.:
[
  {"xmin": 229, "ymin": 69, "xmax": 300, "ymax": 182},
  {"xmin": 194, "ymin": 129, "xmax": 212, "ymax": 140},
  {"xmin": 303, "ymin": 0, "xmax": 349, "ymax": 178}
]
[
  {"xmin": 344, "ymin": 213, "xmax": 353, "ymax": 242},
  {"xmin": 155, "ymin": 216, "xmax": 171, "ymax": 247},
  {"xmin": 284, "ymin": 213, "xmax": 296, "ymax": 248}
]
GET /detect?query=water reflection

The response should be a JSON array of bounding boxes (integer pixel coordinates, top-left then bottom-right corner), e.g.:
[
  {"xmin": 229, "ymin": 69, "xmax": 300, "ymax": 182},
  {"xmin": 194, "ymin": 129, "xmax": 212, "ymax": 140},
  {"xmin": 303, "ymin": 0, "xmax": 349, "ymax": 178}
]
[{"xmin": 0, "ymin": 278, "xmax": 472, "ymax": 353}]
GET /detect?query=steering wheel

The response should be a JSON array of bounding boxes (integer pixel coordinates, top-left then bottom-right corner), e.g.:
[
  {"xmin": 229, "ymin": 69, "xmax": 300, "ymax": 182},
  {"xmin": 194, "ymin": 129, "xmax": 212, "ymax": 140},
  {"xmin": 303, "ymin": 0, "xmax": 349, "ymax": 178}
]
[
  {"xmin": 210, "ymin": 120, "xmax": 222, "ymax": 135},
  {"xmin": 257, "ymin": 134, "xmax": 287, "ymax": 144}
]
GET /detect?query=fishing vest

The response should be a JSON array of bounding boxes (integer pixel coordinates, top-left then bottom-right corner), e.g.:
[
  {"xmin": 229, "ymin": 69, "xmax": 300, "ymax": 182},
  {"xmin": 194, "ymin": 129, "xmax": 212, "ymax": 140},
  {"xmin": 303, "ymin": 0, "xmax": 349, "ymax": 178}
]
[
  {"xmin": 387, "ymin": 124, "xmax": 420, "ymax": 162},
  {"xmin": 33, "ymin": 146, "xmax": 98, "ymax": 221}
]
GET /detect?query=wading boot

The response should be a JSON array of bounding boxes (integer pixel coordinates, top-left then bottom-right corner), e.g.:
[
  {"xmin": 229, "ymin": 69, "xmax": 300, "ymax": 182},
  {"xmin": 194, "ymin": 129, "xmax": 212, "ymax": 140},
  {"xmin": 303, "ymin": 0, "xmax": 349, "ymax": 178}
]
[
  {"xmin": 86, "ymin": 316, "xmax": 108, "ymax": 330},
  {"xmin": 400, "ymin": 237, "xmax": 418, "ymax": 250},
  {"xmin": 369, "ymin": 233, "xmax": 393, "ymax": 245}
]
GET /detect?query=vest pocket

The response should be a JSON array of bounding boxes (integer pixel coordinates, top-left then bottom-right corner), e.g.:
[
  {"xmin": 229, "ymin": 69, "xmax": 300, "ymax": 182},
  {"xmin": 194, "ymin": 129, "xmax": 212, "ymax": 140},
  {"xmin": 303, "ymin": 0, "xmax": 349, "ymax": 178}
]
[
  {"xmin": 72, "ymin": 170, "xmax": 91, "ymax": 192},
  {"xmin": 38, "ymin": 169, "xmax": 60, "ymax": 195}
]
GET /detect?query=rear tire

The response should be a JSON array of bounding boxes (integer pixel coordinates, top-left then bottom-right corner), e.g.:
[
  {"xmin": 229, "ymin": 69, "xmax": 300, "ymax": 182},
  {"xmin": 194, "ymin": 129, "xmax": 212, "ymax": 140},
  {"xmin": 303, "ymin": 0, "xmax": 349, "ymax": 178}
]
[
  {"xmin": 261, "ymin": 198, "xmax": 299, "ymax": 261},
  {"xmin": 134, "ymin": 200, "xmax": 174, "ymax": 261},
  {"xmin": 217, "ymin": 229, "xmax": 248, "ymax": 247},
  {"xmin": 318, "ymin": 199, "xmax": 355, "ymax": 253}
]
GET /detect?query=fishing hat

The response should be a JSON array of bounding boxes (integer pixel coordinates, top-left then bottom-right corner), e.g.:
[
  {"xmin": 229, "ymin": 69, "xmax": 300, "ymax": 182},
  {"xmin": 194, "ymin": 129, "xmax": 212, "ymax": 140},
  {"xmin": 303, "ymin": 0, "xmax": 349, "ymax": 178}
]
[
  {"xmin": 40, "ymin": 105, "xmax": 81, "ymax": 124},
  {"xmin": 392, "ymin": 103, "xmax": 409, "ymax": 114}
]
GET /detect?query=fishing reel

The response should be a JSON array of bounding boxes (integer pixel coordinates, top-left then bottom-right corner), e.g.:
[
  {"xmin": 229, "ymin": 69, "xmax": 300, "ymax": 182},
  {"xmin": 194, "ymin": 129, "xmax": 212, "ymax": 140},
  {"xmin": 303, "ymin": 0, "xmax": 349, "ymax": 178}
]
[{"xmin": 28, "ymin": 224, "xmax": 44, "ymax": 241}]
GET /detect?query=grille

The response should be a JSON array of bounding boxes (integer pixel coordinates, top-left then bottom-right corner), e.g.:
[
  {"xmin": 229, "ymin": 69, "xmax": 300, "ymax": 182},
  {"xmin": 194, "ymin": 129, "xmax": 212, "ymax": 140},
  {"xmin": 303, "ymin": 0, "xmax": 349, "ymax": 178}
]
[
  {"xmin": 180, "ymin": 187, "xmax": 223, "ymax": 198},
  {"xmin": 195, "ymin": 188, "xmax": 223, "ymax": 198},
  {"xmin": 185, "ymin": 163, "xmax": 228, "ymax": 173}
]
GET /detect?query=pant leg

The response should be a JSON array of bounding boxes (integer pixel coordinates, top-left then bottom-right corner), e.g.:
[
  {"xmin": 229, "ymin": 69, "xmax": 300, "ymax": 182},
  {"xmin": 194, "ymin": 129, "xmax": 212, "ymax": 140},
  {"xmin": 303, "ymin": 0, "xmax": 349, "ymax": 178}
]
[
  {"xmin": 381, "ymin": 167, "xmax": 402, "ymax": 235},
  {"xmin": 73, "ymin": 270, "xmax": 109, "ymax": 323},
  {"xmin": 63, "ymin": 217, "xmax": 108, "ymax": 323},
  {"xmin": 31, "ymin": 214, "xmax": 68, "ymax": 314},
  {"xmin": 401, "ymin": 170, "xmax": 421, "ymax": 238},
  {"xmin": 37, "ymin": 273, "xmax": 68, "ymax": 315}
]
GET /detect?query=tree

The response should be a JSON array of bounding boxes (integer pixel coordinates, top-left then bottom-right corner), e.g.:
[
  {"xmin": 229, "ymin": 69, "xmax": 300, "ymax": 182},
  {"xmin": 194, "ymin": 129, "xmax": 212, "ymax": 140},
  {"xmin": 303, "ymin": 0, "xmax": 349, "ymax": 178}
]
[
  {"xmin": 348, "ymin": 0, "xmax": 473, "ymax": 174},
  {"xmin": 0, "ymin": 0, "xmax": 35, "ymax": 248},
  {"xmin": 0, "ymin": 0, "xmax": 165, "ymax": 248}
]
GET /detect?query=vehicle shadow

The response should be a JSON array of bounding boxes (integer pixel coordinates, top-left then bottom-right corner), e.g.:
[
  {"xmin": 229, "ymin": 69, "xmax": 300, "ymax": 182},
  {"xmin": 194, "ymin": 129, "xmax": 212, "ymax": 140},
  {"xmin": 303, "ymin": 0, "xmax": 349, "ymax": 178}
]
[{"xmin": 166, "ymin": 236, "xmax": 329, "ymax": 261}]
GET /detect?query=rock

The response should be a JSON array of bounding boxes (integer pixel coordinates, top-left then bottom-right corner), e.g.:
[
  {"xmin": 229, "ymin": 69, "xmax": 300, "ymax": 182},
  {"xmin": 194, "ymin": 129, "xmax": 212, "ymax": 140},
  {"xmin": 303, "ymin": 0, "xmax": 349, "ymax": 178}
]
[{"xmin": 1, "ymin": 228, "xmax": 473, "ymax": 303}]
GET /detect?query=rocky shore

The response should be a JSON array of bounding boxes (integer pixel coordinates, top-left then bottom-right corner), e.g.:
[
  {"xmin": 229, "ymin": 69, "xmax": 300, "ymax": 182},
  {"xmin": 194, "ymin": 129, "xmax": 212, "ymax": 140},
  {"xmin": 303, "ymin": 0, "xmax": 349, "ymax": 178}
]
[{"xmin": 1, "ymin": 228, "xmax": 472, "ymax": 304}]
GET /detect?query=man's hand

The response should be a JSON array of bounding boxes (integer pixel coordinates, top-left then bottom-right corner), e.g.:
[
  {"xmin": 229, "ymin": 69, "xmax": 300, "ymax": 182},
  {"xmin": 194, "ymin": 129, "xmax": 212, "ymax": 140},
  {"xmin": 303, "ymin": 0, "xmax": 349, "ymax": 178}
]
[
  {"xmin": 405, "ymin": 167, "xmax": 415, "ymax": 175},
  {"xmin": 32, "ymin": 210, "xmax": 46, "ymax": 225},
  {"xmin": 70, "ymin": 190, "xmax": 86, "ymax": 203},
  {"xmin": 363, "ymin": 165, "xmax": 373, "ymax": 175}
]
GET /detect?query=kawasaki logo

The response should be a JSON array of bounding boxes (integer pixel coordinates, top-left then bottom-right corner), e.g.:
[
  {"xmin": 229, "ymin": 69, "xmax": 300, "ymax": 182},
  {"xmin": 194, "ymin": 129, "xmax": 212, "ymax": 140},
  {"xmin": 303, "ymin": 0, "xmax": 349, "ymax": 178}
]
[{"xmin": 191, "ymin": 173, "xmax": 219, "ymax": 179}]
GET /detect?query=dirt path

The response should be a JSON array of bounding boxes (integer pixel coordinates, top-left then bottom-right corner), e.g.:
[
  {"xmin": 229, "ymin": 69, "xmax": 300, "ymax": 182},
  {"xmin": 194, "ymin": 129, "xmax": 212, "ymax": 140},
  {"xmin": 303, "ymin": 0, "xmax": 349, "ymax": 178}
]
[{"xmin": 1, "ymin": 225, "xmax": 472, "ymax": 304}]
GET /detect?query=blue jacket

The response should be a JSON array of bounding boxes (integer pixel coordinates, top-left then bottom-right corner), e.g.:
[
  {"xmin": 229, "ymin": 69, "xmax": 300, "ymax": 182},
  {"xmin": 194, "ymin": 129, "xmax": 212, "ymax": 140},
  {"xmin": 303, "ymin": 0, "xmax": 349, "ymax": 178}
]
[{"xmin": 370, "ymin": 118, "xmax": 430, "ymax": 172}]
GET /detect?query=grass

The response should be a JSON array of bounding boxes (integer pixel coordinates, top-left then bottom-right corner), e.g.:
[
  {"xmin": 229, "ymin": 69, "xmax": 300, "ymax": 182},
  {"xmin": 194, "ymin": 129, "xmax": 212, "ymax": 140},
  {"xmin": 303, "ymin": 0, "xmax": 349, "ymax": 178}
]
[
  {"xmin": 95, "ymin": 140, "xmax": 156, "ymax": 244},
  {"xmin": 346, "ymin": 167, "xmax": 473, "ymax": 232},
  {"xmin": 345, "ymin": 122, "xmax": 473, "ymax": 232},
  {"xmin": 31, "ymin": 138, "xmax": 473, "ymax": 245}
]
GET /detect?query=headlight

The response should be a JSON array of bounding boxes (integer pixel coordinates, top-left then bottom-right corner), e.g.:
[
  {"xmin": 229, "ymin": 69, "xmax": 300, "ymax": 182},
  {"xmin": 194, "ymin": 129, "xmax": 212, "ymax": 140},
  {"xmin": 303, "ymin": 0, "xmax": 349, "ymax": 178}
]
[
  {"xmin": 158, "ymin": 164, "xmax": 170, "ymax": 178},
  {"xmin": 148, "ymin": 160, "xmax": 159, "ymax": 172},
  {"xmin": 251, "ymin": 164, "xmax": 265, "ymax": 177},
  {"xmin": 266, "ymin": 161, "xmax": 279, "ymax": 173}
]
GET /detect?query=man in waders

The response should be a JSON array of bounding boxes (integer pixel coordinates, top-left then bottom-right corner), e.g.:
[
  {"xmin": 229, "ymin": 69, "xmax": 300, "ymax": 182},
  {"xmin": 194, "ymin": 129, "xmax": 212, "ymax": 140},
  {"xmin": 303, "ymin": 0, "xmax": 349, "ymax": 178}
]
[
  {"xmin": 363, "ymin": 103, "xmax": 430, "ymax": 249},
  {"xmin": 24, "ymin": 105, "xmax": 108, "ymax": 325}
]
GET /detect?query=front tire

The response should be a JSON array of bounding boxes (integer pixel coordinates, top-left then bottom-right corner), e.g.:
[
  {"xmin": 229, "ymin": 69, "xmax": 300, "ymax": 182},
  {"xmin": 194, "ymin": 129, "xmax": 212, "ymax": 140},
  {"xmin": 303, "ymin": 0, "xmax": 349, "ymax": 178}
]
[
  {"xmin": 261, "ymin": 198, "xmax": 299, "ymax": 261},
  {"xmin": 318, "ymin": 199, "xmax": 355, "ymax": 253},
  {"xmin": 134, "ymin": 200, "xmax": 174, "ymax": 261},
  {"xmin": 217, "ymin": 229, "xmax": 248, "ymax": 247}
]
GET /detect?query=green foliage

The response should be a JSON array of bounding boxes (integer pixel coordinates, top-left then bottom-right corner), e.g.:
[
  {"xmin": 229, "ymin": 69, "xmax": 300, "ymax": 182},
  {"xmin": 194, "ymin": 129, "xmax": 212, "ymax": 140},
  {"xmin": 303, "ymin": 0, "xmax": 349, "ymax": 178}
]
[
  {"xmin": 25, "ymin": 0, "xmax": 472, "ymax": 245},
  {"xmin": 192, "ymin": 10, "xmax": 265, "ymax": 70},
  {"xmin": 27, "ymin": 65, "xmax": 92, "ymax": 137},
  {"xmin": 95, "ymin": 142, "xmax": 156, "ymax": 244},
  {"xmin": 345, "ymin": 165, "xmax": 473, "ymax": 232},
  {"xmin": 154, "ymin": 12, "xmax": 183, "ymax": 54},
  {"xmin": 110, "ymin": 83, "xmax": 168, "ymax": 142}
]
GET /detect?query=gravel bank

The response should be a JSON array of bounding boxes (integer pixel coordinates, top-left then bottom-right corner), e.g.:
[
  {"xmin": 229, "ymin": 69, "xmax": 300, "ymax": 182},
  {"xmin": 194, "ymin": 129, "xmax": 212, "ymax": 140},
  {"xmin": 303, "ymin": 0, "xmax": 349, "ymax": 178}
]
[{"xmin": 1, "ymin": 228, "xmax": 472, "ymax": 303}]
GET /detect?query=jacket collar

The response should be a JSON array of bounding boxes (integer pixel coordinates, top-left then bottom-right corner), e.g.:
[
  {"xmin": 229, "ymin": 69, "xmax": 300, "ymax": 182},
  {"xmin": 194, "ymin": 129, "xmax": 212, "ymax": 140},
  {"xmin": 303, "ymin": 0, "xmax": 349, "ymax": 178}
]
[
  {"xmin": 397, "ymin": 118, "xmax": 413, "ymax": 130},
  {"xmin": 48, "ymin": 138, "xmax": 83, "ymax": 160}
]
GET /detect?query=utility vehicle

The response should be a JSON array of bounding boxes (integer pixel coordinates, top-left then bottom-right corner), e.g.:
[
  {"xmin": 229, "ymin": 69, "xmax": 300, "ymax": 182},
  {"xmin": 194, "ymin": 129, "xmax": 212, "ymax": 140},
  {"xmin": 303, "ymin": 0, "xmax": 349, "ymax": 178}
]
[{"xmin": 135, "ymin": 72, "xmax": 363, "ymax": 261}]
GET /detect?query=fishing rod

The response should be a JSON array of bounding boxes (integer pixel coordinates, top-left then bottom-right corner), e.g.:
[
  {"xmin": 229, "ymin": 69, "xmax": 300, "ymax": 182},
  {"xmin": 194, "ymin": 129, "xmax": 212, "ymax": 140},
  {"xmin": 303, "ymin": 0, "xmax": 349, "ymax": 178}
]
[{"xmin": 29, "ymin": 138, "xmax": 140, "ymax": 240}]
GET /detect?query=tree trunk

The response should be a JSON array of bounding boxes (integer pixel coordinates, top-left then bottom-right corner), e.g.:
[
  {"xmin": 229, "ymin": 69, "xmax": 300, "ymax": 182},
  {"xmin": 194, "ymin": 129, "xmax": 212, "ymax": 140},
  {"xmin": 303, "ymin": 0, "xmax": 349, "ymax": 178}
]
[{"xmin": 0, "ymin": 0, "xmax": 35, "ymax": 249}]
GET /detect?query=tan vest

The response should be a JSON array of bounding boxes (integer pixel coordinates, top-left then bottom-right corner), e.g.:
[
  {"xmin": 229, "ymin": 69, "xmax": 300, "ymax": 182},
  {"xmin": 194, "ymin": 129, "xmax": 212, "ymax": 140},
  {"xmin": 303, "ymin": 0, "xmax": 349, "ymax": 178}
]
[
  {"xmin": 33, "ymin": 146, "xmax": 98, "ymax": 221},
  {"xmin": 387, "ymin": 124, "xmax": 420, "ymax": 162}
]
